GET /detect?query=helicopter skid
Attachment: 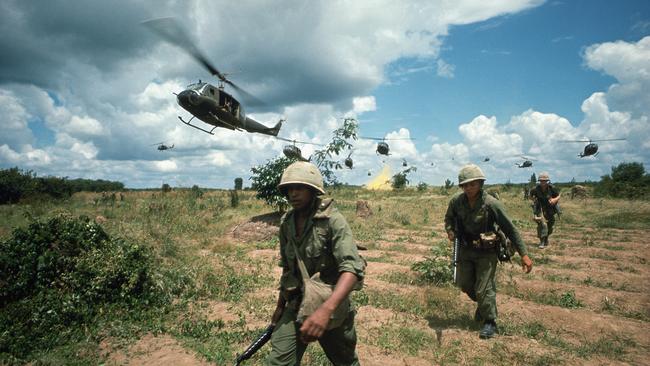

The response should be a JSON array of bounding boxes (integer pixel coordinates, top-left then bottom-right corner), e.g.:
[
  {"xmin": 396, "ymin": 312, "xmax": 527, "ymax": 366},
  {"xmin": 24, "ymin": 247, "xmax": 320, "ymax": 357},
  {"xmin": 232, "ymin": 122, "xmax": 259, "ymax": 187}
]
[{"xmin": 178, "ymin": 116, "xmax": 217, "ymax": 135}]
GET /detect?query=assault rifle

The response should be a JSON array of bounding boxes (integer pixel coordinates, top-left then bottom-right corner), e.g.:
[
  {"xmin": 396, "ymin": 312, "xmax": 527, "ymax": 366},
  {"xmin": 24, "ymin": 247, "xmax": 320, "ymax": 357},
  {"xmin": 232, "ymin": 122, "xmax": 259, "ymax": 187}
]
[
  {"xmin": 452, "ymin": 217, "xmax": 461, "ymax": 284},
  {"xmin": 234, "ymin": 324, "xmax": 275, "ymax": 365}
]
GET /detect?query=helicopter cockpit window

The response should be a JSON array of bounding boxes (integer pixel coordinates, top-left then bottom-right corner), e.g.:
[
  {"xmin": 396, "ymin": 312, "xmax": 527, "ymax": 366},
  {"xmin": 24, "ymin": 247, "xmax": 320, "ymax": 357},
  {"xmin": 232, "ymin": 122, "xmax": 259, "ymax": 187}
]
[
  {"xmin": 186, "ymin": 82, "xmax": 207, "ymax": 93},
  {"xmin": 209, "ymin": 88, "xmax": 215, "ymax": 95}
]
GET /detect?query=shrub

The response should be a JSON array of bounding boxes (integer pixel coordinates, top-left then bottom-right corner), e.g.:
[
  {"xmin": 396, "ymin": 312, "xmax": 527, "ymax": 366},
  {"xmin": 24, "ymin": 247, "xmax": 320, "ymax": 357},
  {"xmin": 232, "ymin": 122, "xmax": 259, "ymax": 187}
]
[
  {"xmin": 234, "ymin": 177, "xmax": 243, "ymax": 190},
  {"xmin": 411, "ymin": 243, "xmax": 453, "ymax": 285},
  {"xmin": 0, "ymin": 215, "xmax": 162, "ymax": 360}
]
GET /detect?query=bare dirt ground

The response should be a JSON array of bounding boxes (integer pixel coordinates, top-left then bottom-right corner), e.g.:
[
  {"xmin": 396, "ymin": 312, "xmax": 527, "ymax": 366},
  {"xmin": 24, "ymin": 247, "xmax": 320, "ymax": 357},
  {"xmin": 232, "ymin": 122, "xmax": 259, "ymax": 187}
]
[{"xmin": 109, "ymin": 197, "xmax": 649, "ymax": 365}]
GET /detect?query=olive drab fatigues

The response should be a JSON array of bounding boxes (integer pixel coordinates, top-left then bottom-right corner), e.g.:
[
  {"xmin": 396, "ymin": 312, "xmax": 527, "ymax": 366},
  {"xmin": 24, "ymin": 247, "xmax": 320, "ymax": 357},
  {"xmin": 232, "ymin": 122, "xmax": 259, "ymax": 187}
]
[
  {"xmin": 445, "ymin": 191, "xmax": 528, "ymax": 322},
  {"xmin": 530, "ymin": 184, "xmax": 560, "ymax": 241},
  {"xmin": 267, "ymin": 198, "xmax": 365, "ymax": 366}
]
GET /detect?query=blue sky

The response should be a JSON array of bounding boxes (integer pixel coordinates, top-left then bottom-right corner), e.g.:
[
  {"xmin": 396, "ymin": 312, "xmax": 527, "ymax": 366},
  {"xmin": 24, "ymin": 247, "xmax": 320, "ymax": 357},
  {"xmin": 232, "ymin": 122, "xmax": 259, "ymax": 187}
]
[{"xmin": 0, "ymin": 0, "xmax": 648, "ymax": 188}]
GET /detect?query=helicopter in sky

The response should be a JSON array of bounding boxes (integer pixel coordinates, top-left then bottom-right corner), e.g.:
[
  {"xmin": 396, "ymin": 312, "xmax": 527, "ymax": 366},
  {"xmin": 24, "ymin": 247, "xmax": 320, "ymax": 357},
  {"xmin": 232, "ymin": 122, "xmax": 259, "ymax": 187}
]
[
  {"xmin": 344, "ymin": 150, "xmax": 355, "ymax": 169},
  {"xmin": 276, "ymin": 136, "xmax": 323, "ymax": 162},
  {"xmin": 359, "ymin": 136, "xmax": 415, "ymax": 156},
  {"xmin": 482, "ymin": 156, "xmax": 490, "ymax": 162},
  {"xmin": 515, "ymin": 156, "xmax": 535, "ymax": 168},
  {"xmin": 402, "ymin": 159, "xmax": 408, "ymax": 167},
  {"xmin": 151, "ymin": 142, "xmax": 174, "ymax": 151},
  {"xmin": 142, "ymin": 17, "xmax": 282, "ymax": 137},
  {"xmin": 560, "ymin": 138, "xmax": 626, "ymax": 157}
]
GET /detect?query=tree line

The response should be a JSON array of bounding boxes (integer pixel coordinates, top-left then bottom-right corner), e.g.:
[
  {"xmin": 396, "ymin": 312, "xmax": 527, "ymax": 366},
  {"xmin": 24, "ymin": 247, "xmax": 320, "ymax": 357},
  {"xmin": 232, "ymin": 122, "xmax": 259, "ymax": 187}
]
[{"xmin": 0, "ymin": 167, "xmax": 124, "ymax": 204}]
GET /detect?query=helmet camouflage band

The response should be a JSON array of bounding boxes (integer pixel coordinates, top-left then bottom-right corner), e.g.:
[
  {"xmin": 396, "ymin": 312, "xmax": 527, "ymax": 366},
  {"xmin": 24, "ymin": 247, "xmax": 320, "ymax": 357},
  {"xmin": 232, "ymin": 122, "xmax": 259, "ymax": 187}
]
[
  {"xmin": 278, "ymin": 161, "xmax": 326, "ymax": 195},
  {"xmin": 538, "ymin": 172, "xmax": 550, "ymax": 181},
  {"xmin": 458, "ymin": 164, "xmax": 486, "ymax": 185}
]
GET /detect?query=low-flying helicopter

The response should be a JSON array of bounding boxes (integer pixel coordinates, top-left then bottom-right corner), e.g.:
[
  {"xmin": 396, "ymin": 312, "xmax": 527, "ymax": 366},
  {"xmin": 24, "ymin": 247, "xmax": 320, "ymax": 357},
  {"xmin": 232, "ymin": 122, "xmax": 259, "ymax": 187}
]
[
  {"xmin": 560, "ymin": 138, "xmax": 626, "ymax": 158},
  {"xmin": 359, "ymin": 136, "xmax": 415, "ymax": 156},
  {"xmin": 515, "ymin": 156, "xmax": 535, "ymax": 168},
  {"xmin": 276, "ymin": 136, "xmax": 323, "ymax": 162},
  {"xmin": 402, "ymin": 159, "xmax": 408, "ymax": 167},
  {"xmin": 142, "ymin": 17, "xmax": 282, "ymax": 137},
  {"xmin": 151, "ymin": 142, "xmax": 174, "ymax": 151}
]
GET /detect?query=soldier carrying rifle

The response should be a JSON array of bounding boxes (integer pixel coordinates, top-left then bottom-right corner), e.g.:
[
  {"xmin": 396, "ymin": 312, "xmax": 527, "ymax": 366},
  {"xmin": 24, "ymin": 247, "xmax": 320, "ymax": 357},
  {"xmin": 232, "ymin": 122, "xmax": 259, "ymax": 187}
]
[
  {"xmin": 530, "ymin": 172, "xmax": 561, "ymax": 249},
  {"xmin": 445, "ymin": 164, "xmax": 533, "ymax": 339}
]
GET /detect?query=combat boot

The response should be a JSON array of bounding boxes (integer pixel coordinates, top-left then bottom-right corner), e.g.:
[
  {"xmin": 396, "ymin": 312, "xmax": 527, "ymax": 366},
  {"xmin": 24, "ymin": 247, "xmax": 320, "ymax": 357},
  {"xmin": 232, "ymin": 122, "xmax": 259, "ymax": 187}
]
[
  {"xmin": 479, "ymin": 320, "xmax": 497, "ymax": 339},
  {"xmin": 538, "ymin": 237, "xmax": 547, "ymax": 249}
]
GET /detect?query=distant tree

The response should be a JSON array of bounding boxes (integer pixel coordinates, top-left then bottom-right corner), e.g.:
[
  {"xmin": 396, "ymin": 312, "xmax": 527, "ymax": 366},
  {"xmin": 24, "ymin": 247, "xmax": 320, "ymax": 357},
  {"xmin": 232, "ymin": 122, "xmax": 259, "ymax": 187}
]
[
  {"xmin": 161, "ymin": 183, "xmax": 171, "ymax": 193},
  {"xmin": 530, "ymin": 173, "xmax": 537, "ymax": 185},
  {"xmin": 571, "ymin": 177, "xmax": 576, "ymax": 184},
  {"xmin": 0, "ymin": 167, "xmax": 34, "ymax": 204},
  {"xmin": 392, "ymin": 167, "xmax": 417, "ymax": 189},
  {"xmin": 234, "ymin": 177, "xmax": 243, "ymax": 190},
  {"xmin": 444, "ymin": 179, "xmax": 454, "ymax": 189},
  {"xmin": 416, "ymin": 182, "xmax": 428, "ymax": 191},
  {"xmin": 594, "ymin": 162, "xmax": 650, "ymax": 199}
]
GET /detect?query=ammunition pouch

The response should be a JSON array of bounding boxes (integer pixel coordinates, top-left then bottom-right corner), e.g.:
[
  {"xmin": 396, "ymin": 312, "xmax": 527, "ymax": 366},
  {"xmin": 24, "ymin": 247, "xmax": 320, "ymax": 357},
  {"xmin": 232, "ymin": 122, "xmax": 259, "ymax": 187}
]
[{"xmin": 297, "ymin": 273, "xmax": 350, "ymax": 330}]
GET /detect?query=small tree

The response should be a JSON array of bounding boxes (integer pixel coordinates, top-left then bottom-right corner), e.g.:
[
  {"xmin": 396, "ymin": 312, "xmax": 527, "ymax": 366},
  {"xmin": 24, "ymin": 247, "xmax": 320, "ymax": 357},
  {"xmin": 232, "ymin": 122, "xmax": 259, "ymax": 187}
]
[
  {"xmin": 444, "ymin": 178, "xmax": 454, "ymax": 189},
  {"xmin": 311, "ymin": 118, "xmax": 358, "ymax": 186},
  {"xmin": 234, "ymin": 177, "xmax": 243, "ymax": 190},
  {"xmin": 250, "ymin": 156, "xmax": 295, "ymax": 211},
  {"xmin": 530, "ymin": 173, "xmax": 537, "ymax": 185},
  {"xmin": 392, "ymin": 167, "xmax": 417, "ymax": 189},
  {"xmin": 161, "ymin": 183, "xmax": 171, "ymax": 193}
]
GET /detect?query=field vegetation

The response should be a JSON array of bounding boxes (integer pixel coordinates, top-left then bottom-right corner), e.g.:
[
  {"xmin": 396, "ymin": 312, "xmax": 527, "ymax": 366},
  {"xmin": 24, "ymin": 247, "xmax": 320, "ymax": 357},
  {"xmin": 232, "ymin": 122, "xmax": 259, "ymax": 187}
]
[{"xmin": 1, "ymin": 182, "xmax": 649, "ymax": 365}]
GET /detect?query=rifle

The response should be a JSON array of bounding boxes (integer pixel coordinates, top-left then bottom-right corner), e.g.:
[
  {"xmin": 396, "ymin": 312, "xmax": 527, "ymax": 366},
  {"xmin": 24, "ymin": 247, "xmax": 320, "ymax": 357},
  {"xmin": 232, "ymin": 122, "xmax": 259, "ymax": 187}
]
[
  {"xmin": 234, "ymin": 324, "xmax": 275, "ymax": 365},
  {"xmin": 452, "ymin": 217, "xmax": 461, "ymax": 284}
]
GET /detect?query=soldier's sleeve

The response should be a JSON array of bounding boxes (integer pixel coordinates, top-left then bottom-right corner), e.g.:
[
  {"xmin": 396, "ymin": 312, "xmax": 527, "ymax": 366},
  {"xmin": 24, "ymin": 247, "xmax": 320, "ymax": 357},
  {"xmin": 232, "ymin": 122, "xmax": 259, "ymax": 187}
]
[
  {"xmin": 551, "ymin": 186, "xmax": 560, "ymax": 198},
  {"xmin": 330, "ymin": 213, "xmax": 365, "ymax": 281},
  {"xmin": 444, "ymin": 196, "xmax": 456, "ymax": 233},
  {"xmin": 491, "ymin": 200, "xmax": 528, "ymax": 257},
  {"xmin": 278, "ymin": 222, "xmax": 288, "ymax": 269}
]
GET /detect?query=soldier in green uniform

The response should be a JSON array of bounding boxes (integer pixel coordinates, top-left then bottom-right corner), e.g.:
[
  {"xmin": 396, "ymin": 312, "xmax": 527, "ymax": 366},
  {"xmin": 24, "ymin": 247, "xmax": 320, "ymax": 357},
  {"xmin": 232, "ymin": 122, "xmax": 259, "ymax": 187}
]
[
  {"xmin": 445, "ymin": 164, "xmax": 533, "ymax": 339},
  {"xmin": 530, "ymin": 172, "xmax": 561, "ymax": 249},
  {"xmin": 266, "ymin": 161, "xmax": 365, "ymax": 366}
]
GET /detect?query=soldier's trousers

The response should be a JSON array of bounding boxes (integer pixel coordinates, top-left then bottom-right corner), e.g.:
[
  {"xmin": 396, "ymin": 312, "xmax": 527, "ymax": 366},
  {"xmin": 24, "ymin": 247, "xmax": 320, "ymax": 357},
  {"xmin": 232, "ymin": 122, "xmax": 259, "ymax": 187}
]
[
  {"xmin": 266, "ymin": 307, "xmax": 360, "ymax": 366},
  {"xmin": 456, "ymin": 246, "xmax": 498, "ymax": 322},
  {"xmin": 536, "ymin": 214, "xmax": 555, "ymax": 239}
]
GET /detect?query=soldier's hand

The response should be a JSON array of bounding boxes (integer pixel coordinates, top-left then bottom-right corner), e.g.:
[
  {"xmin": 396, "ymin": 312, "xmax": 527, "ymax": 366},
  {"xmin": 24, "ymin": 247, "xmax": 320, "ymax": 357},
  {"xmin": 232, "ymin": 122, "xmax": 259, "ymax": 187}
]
[
  {"xmin": 447, "ymin": 231, "xmax": 455, "ymax": 242},
  {"xmin": 521, "ymin": 255, "xmax": 533, "ymax": 273},
  {"xmin": 299, "ymin": 307, "xmax": 331, "ymax": 343}
]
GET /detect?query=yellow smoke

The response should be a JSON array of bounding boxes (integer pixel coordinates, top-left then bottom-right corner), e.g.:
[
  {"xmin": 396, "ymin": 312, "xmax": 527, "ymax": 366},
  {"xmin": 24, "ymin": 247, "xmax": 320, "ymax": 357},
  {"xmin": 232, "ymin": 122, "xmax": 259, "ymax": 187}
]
[{"xmin": 366, "ymin": 164, "xmax": 393, "ymax": 190}]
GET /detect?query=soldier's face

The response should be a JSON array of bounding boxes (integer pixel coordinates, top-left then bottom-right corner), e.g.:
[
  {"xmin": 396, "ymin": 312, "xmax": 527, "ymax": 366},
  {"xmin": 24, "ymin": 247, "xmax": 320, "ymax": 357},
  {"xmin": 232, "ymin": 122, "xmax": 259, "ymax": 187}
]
[
  {"xmin": 540, "ymin": 180, "xmax": 549, "ymax": 188},
  {"xmin": 461, "ymin": 180, "xmax": 481, "ymax": 199},
  {"xmin": 286, "ymin": 184, "xmax": 314, "ymax": 211}
]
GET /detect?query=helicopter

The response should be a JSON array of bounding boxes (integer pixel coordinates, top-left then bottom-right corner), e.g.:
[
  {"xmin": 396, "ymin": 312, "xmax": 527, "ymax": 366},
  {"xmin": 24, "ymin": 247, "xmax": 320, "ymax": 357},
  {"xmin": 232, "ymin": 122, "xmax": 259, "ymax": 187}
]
[
  {"xmin": 560, "ymin": 138, "xmax": 626, "ymax": 158},
  {"xmin": 402, "ymin": 159, "xmax": 408, "ymax": 167},
  {"xmin": 344, "ymin": 150, "xmax": 355, "ymax": 169},
  {"xmin": 276, "ymin": 137, "xmax": 323, "ymax": 162},
  {"xmin": 142, "ymin": 17, "xmax": 283, "ymax": 137},
  {"xmin": 359, "ymin": 136, "xmax": 415, "ymax": 156},
  {"xmin": 515, "ymin": 156, "xmax": 535, "ymax": 168},
  {"xmin": 482, "ymin": 156, "xmax": 490, "ymax": 162},
  {"xmin": 151, "ymin": 142, "xmax": 174, "ymax": 151}
]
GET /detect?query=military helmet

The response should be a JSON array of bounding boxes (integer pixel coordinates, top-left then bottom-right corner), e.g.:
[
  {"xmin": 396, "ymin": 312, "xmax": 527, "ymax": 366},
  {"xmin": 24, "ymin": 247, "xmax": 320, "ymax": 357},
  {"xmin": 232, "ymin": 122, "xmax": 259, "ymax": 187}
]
[
  {"xmin": 458, "ymin": 164, "xmax": 486, "ymax": 185},
  {"xmin": 538, "ymin": 172, "xmax": 550, "ymax": 181},
  {"xmin": 278, "ymin": 161, "xmax": 326, "ymax": 195}
]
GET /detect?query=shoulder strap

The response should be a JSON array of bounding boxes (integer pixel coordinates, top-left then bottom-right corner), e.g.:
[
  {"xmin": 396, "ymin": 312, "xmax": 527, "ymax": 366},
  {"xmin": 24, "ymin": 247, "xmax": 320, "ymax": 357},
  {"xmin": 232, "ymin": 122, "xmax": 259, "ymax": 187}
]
[{"xmin": 290, "ymin": 239, "xmax": 310, "ymax": 280}]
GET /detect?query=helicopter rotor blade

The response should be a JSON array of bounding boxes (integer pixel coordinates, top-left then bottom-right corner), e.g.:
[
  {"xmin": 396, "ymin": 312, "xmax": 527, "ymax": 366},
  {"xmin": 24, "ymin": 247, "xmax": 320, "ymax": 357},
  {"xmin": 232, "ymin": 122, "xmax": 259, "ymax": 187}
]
[
  {"xmin": 150, "ymin": 141, "xmax": 166, "ymax": 146},
  {"xmin": 275, "ymin": 136, "xmax": 324, "ymax": 146},
  {"xmin": 142, "ymin": 17, "xmax": 266, "ymax": 107}
]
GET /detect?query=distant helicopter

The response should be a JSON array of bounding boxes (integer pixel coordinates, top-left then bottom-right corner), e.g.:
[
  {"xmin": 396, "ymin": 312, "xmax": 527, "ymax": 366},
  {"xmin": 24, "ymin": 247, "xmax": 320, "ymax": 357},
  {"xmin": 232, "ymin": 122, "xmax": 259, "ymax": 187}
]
[
  {"xmin": 276, "ymin": 137, "xmax": 323, "ymax": 162},
  {"xmin": 560, "ymin": 138, "xmax": 626, "ymax": 157},
  {"xmin": 344, "ymin": 151, "xmax": 355, "ymax": 169},
  {"xmin": 359, "ymin": 136, "xmax": 415, "ymax": 156},
  {"xmin": 142, "ymin": 17, "xmax": 282, "ymax": 137},
  {"xmin": 483, "ymin": 156, "xmax": 490, "ymax": 162},
  {"xmin": 402, "ymin": 159, "xmax": 408, "ymax": 167},
  {"xmin": 151, "ymin": 142, "xmax": 174, "ymax": 151},
  {"xmin": 515, "ymin": 156, "xmax": 535, "ymax": 168}
]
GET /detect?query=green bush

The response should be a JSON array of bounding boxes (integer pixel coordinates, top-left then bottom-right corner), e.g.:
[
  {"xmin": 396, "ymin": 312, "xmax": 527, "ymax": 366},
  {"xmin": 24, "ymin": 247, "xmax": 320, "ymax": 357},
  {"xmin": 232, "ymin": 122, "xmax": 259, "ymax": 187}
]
[
  {"xmin": 411, "ymin": 243, "xmax": 453, "ymax": 285},
  {"xmin": 0, "ymin": 215, "xmax": 162, "ymax": 360}
]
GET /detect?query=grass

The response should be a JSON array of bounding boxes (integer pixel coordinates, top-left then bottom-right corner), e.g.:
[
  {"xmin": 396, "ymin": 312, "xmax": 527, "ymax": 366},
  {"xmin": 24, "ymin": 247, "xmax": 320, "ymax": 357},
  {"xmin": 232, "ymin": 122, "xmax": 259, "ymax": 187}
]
[{"xmin": 1, "ymin": 187, "xmax": 646, "ymax": 365}]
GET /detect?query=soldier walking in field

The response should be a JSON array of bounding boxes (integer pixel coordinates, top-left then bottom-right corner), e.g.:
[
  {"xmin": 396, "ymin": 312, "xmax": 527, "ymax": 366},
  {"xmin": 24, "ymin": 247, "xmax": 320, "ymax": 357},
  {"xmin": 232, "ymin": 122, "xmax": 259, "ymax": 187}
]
[
  {"xmin": 266, "ymin": 161, "xmax": 365, "ymax": 366},
  {"xmin": 445, "ymin": 164, "xmax": 533, "ymax": 339},
  {"xmin": 530, "ymin": 172, "xmax": 561, "ymax": 249}
]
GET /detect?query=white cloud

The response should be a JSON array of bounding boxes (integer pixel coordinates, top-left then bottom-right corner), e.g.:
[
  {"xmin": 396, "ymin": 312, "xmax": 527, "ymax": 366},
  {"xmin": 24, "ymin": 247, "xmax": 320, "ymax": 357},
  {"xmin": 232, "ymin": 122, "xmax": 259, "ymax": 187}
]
[
  {"xmin": 0, "ymin": 89, "xmax": 34, "ymax": 149},
  {"xmin": 353, "ymin": 96, "xmax": 377, "ymax": 114},
  {"xmin": 436, "ymin": 59, "xmax": 455, "ymax": 78},
  {"xmin": 153, "ymin": 160, "xmax": 178, "ymax": 172}
]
